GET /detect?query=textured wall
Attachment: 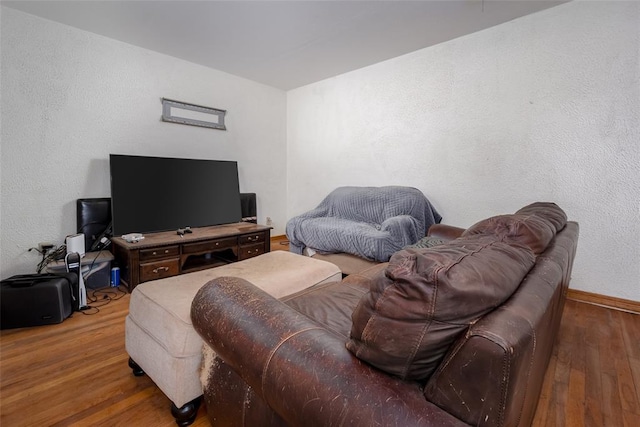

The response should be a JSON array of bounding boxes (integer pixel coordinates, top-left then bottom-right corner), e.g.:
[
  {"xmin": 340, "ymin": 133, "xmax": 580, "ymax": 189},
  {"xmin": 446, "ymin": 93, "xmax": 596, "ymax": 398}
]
[
  {"xmin": 287, "ymin": 2, "xmax": 640, "ymax": 301},
  {"xmin": 1, "ymin": 8, "xmax": 287, "ymax": 277}
]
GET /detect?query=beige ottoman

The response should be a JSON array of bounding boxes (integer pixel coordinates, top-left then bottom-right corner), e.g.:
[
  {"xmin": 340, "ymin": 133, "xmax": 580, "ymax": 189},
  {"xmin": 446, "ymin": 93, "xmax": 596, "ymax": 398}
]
[{"xmin": 125, "ymin": 251, "xmax": 342, "ymax": 426}]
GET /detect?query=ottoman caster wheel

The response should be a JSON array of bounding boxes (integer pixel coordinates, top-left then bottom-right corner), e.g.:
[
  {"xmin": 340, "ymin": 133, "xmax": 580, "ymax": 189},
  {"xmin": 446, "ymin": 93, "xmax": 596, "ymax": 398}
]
[
  {"xmin": 171, "ymin": 397, "xmax": 202, "ymax": 427},
  {"xmin": 128, "ymin": 357, "xmax": 145, "ymax": 377}
]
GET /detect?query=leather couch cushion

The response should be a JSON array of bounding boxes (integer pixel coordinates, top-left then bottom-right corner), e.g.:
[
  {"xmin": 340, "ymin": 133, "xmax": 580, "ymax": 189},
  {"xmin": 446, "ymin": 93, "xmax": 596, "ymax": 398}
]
[
  {"xmin": 462, "ymin": 214, "xmax": 554, "ymax": 255},
  {"xmin": 461, "ymin": 203, "xmax": 567, "ymax": 255},
  {"xmin": 515, "ymin": 202, "xmax": 567, "ymax": 232},
  {"xmin": 346, "ymin": 236, "xmax": 535, "ymax": 381},
  {"xmin": 462, "ymin": 215, "xmax": 556, "ymax": 255}
]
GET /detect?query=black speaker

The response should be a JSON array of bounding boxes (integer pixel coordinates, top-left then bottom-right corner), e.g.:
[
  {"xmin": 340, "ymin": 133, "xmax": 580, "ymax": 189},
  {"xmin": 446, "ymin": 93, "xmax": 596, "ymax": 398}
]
[
  {"xmin": 77, "ymin": 198, "xmax": 111, "ymax": 251},
  {"xmin": 240, "ymin": 193, "xmax": 257, "ymax": 223},
  {"xmin": 1, "ymin": 274, "xmax": 76, "ymax": 329}
]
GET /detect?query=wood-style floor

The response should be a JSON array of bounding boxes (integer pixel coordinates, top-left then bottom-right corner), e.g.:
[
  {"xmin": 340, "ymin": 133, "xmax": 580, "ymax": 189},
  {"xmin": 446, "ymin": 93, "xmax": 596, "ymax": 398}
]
[{"xmin": 1, "ymin": 285, "xmax": 638, "ymax": 426}]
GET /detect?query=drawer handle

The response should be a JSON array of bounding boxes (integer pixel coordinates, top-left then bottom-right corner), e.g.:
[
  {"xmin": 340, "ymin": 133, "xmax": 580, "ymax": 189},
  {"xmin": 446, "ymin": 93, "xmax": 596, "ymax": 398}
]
[
  {"xmin": 152, "ymin": 266, "xmax": 170, "ymax": 274},
  {"xmin": 153, "ymin": 250, "xmax": 171, "ymax": 255},
  {"xmin": 248, "ymin": 235, "xmax": 260, "ymax": 241}
]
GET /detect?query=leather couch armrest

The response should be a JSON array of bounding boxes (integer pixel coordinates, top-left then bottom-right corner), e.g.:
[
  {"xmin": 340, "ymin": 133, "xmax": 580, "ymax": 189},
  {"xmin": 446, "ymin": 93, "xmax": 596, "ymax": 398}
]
[
  {"xmin": 427, "ymin": 224, "xmax": 466, "ymax": 241},
  {"xmin": 191, "ymin": 277, "xmax": 468, "ymax": 427}
]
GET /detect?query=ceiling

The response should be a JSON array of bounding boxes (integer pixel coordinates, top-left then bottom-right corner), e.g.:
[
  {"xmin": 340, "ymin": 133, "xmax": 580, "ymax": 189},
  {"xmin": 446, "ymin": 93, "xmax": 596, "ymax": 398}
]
[{"xmin": 2, "ymin": 1, "xmax": 566, "ymax": 90}]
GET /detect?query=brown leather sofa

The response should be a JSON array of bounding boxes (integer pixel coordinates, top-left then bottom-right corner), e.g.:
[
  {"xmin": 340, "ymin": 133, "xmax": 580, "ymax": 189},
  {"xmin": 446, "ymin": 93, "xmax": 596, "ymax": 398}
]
[{"xmin": 191, "ymin": 203, "xmax": 579, "ymax": 426}]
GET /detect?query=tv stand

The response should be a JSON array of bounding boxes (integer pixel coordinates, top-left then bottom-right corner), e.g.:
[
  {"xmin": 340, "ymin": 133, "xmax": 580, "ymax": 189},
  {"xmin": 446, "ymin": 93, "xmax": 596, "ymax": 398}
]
[{"xmin": 111, "ymin": 223, "xmax": 271, "ymax": 291}]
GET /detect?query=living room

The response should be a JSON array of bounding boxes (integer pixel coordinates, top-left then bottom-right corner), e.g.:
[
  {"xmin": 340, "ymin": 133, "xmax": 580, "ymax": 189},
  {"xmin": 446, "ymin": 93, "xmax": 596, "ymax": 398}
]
[{"xmin": 1, "ymin": 1, "xmax": 638, "ymax": 426}]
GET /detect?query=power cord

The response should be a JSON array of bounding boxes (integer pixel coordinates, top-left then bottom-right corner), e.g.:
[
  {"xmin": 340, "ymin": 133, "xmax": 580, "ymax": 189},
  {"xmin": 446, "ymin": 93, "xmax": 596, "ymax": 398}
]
[
  {"xmin": 79, "ymin": 284, "xmax": 127, "ymax": 315},
  {"xmin": 83, "ymin": 247, "xmax": 107, "ymax": 283},
  {"xmin": 30, "ymin": 244, "xmax": 67, "ymax": 273}
]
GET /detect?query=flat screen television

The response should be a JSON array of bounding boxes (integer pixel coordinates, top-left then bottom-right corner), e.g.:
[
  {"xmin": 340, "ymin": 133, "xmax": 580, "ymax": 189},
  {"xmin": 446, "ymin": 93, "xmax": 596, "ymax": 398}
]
[{"xmin": 109, "ymin": 154, "xmax": 242, "ymax": 235}]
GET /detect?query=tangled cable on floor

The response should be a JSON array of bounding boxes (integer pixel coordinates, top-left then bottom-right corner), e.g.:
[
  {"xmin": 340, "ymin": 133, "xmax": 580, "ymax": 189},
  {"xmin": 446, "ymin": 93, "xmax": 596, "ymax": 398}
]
[{"xmin": 76, "ymin": 285, "xmax": 127, "ymax": 315}]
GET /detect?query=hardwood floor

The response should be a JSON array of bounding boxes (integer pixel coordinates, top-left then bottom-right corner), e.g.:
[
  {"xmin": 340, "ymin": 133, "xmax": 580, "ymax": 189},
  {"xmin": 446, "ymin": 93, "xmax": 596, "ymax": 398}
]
[
  {"xmin": 0, "ymin": 287, "xmax": 209, "ymax": 426},
  {"xmin": 1, "ymin": 285, "xmax": 638, "ymax": 426},
  {"xmin": 532, "ymin": 298, "xmax": 640, "ymax": 427}
]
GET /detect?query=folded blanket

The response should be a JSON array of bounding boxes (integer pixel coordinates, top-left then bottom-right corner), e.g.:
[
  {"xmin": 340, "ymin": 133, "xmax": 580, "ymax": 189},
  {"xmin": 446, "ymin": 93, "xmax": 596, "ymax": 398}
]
[{"xmin": 286, "ymin": 186, "xmax": 441, "ymax": 262}]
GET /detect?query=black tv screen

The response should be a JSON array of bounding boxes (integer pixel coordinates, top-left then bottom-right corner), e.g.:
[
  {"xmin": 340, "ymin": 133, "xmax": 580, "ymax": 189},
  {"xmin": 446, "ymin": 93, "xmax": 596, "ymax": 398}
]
[{"xmin": 109, "ymin": 154, "xmax": 242, "ymax": 235}]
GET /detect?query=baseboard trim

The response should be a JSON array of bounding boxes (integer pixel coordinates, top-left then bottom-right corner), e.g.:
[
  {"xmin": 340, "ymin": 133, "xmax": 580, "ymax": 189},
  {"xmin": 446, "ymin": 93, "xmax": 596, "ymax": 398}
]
[{"xmin": 567, "ymin": 289, "xmax": 640, "ymax": 314}]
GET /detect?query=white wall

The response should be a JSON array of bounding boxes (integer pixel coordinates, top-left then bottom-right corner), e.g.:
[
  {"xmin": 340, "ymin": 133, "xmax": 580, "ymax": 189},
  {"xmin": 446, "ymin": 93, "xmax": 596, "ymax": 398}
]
[
  {"xmin": 287, "ymin": 2, "xmax": 640, "ymax": 301},
  {"xmin": 3, "ymin": 3, "xmax": 638, "ymax": 301},
  {"xmin": 1, "ymin": 7, "xmax": 287, "ymax": 278}
]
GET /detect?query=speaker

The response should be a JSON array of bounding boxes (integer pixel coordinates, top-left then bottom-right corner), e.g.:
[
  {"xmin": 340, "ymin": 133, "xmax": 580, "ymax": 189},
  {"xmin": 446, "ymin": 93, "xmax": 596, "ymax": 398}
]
[
  {"xmin": 240, "ymin": 193, "xmax": 257, "ymax": 223},
  {"xmin": 77, "ymin": 198, "xmax": 112, "ymax": 251},
  {"xmin": 1, "ymin": 274, "xmax": 75, "ymax": 329}
]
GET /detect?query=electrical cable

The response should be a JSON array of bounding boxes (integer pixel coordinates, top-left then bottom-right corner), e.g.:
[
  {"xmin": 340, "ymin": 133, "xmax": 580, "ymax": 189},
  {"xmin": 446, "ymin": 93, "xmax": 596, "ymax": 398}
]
[
  {"xmin": 79, "ymin": 284, "xmax": 127, "ymax": 315},
  {"xmin": 83, "ymin": 247, "xmax": 105, "ymax": 283},
  {"xmin": 32, "ymin": 244, "xmax": 67, "ymax": 273},
  {"xmin": 28, "ymin": 246, "xmax": 48, "ymax": 273}
]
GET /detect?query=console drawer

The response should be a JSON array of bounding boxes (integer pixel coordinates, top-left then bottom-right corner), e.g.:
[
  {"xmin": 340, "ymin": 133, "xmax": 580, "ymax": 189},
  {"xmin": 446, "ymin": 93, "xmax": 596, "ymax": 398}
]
[
  {"xmin": 182, "ymin": 237, "xmax": 237, "ymax": 255},
  {"xmin": 239, "ymin": 233, "xmax": 266, "ymax": 245},
  {"xmin": 139, "ymin": 258, "xmax": 180, "ymax": 282},
  {"xmin": 139, "ymin": 246, "xmax": 180, "ymax": 262},
  {"xmin": 238, "ymin": 243, "xmax": 265, "ymax": 260}
]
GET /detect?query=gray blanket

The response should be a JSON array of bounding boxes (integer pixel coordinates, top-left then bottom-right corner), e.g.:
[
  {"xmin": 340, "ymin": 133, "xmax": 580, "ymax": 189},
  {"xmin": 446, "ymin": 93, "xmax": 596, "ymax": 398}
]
[{"xmin": 286, "ymin": 186, "xmax": 441, "ymax": 262}]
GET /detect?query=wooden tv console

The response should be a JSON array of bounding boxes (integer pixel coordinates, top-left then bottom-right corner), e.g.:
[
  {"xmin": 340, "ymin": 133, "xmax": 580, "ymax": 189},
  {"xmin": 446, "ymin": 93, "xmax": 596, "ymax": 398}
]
[{"xmin": 111, "ymin": 222, "xmax": 271, "ymax": 291}]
